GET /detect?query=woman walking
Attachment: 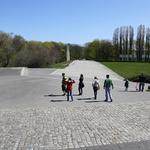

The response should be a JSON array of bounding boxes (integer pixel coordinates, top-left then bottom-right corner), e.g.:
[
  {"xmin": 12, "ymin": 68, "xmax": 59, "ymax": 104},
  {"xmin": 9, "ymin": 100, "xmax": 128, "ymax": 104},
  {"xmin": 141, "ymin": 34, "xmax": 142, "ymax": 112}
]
[
  {"xmin": 78, "ymin": 74, "xmax": 84, "ymax": 95},
  {"xmin": 92, "ymin": 76, "xmax": 100, "ymax": 99}
]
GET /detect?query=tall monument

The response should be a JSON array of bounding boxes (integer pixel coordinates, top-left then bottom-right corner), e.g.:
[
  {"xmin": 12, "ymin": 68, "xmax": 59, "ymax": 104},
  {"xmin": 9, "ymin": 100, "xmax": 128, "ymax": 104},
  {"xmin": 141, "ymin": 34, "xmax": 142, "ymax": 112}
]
[{"xmin": 66, "ymin": 44, "xmax": 70, "ymax": 62}]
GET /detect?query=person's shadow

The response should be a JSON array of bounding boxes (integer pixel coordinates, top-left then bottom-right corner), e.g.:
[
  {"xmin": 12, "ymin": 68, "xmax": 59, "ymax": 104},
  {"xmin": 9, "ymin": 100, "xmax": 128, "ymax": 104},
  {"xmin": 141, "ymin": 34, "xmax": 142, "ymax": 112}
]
[
  {"xmin": 77, "ymin": 97, "xmax": 93, "ymax": 100},
  {"xmin": 44, "ymin": 94, "xmax": 63, "ymax": 97},
  {"xmin": 50, "ymin": 100, "xmax": 66, "ymax": 102},
  {"xmin": 77, "ymin": 97, "xmax": 105, "ymax": 103},
  {"xmin": 44, "ymin": 94, "xmax": 67, "ymax": 102}
]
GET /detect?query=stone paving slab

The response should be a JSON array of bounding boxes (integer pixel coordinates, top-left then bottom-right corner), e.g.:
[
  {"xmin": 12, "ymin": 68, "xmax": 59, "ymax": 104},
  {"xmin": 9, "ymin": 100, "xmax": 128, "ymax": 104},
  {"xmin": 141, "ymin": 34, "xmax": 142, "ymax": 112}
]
[
  {"xmin": 68, "ymin": 140, "xmax": 150, "ymax": 150},
  {"xmin": 1, "ymin": 102, "xmax": 150, "ymax": 150},
  {"xmin": 0, "ymin": 60, "xmax": 150, "ymax": 150}
]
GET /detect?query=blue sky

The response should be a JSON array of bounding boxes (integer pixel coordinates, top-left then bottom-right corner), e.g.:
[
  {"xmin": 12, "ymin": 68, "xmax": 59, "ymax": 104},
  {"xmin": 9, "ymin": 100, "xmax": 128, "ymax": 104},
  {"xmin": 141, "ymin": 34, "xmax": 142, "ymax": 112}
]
[{"xmin": 0, "ymin": 0, "xmax": 150, "ymax": 46}]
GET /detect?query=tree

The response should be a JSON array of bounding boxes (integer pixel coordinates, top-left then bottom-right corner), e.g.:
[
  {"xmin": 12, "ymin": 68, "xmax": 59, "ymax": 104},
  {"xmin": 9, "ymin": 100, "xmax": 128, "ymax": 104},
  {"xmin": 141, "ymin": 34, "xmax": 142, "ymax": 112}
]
[
  {"xmin": 119, "ymin": 27, "xmax": 123, "ymax": 61},
  {"xmin": 129, "ymin": 26, "xmax": 134, "ymax": 61},
  {"xmin": 70, "ymin": 44, "xmax": 83, "ymax": 60},
  {"xmin": 146, "ymin": 28, "xmax": 150, "ymax": 62},
  {"xmin": 85, "ymin": 42, "xmax": 95, "ymax": 60},
  {"xmin": 0, "ymin": 31, "xmax": 13, "ymax": 67},
  {"xmin": 136, "ymin": 25, "xmax": 145, "ymax": 62},
  {"xmin": 99, "ymin": 40, "xmax": 114, "ymax": 61},
  {"xmin": 12, "ymin": 35, "xmax": 26, "ymax": 52},
  {"xmin": 113, "ymin": 28, "xmax": 119, "ymax": 61}
]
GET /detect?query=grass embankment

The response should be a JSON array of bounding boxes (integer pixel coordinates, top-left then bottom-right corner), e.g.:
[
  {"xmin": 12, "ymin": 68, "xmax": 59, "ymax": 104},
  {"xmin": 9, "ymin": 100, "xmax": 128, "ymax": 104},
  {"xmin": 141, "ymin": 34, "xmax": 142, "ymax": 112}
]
[
  {"xmin": 50, "ymin": 61, "xmax": 73, "ymax": 68},
  {"xmin": 101, "ymin": 62, "xmax": 150, "ymax": 83},
  {"xmin": 50, "ymin": 62, "xmax": 67, "ymax": 68}
]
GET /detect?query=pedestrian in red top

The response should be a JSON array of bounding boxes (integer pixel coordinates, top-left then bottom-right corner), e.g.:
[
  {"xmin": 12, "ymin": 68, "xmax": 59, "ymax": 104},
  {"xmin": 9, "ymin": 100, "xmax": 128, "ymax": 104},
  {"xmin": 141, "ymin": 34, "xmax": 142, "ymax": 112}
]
[{"xmin": 66, "ymin": 78, "xmax": 75, "ymax": 101}]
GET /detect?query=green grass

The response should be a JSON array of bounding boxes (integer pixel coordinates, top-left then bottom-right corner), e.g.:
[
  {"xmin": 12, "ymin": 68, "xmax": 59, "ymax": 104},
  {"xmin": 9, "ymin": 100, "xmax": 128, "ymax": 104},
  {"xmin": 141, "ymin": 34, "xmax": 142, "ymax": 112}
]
[
  {"xmin": 50, "ymin": 60, "xmax": 73, "ymax": 68},
  {"xmin": 101, "ymin": 62, "xmax": 150, "ymax": 79},
  {"xmin": 50, "ymin": 62, "xmax": 67, "ymax": 68}
]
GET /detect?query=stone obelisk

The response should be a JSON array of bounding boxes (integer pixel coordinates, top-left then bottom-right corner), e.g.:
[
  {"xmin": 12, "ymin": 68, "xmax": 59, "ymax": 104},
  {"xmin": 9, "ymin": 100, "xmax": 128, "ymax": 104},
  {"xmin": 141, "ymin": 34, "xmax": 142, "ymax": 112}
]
[{"xmin": 66, "ymin": 44, "xmax": 70, "ymax": 62}]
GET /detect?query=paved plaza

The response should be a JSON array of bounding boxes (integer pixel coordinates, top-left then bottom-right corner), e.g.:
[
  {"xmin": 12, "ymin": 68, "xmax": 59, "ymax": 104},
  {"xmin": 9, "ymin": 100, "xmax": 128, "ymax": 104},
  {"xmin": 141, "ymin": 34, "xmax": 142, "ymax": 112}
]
[{"xmin": 0, "ymin": 60, "xmax": 150, "ymax": 150}]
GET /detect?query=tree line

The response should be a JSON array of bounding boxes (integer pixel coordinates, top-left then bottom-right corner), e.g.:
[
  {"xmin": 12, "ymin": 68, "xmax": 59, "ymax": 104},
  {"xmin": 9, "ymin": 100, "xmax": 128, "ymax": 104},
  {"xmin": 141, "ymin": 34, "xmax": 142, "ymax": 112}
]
[
  {"xmin": 0, "ymin": 31, "xmax": 84, "ymax": 67},
  {"xmin": 113, "ymin": 25, "xmax": 150, "ymax": 62},
  {"xmin": 0, "ymin": 25, "xmax": 150, "ymax": 67},
  {"xmin": 85, "ymin": 25, "xmax": 150, "ymax": 62}
]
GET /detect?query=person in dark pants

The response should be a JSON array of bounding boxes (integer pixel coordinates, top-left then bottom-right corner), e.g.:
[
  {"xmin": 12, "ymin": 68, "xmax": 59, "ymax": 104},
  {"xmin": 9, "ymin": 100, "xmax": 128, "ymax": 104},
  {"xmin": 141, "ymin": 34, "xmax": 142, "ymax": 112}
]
[
  {"xmin": 78, "ymin": 74, "xmax": 84, "ymax": 95},
  {"xmin": 92, "ymin": 76, "xmax": 100, "ymax": 99},
  {"xmin": 139, "ymin": 73, "xmax": 146, "ymax": 92},
  {"xmin": 124, "ymin": 79, "xmax": 129, "ymax": 91},
  {"xmin": 62, "ymin": 73, "xmax": 67, "ymax": 96}
]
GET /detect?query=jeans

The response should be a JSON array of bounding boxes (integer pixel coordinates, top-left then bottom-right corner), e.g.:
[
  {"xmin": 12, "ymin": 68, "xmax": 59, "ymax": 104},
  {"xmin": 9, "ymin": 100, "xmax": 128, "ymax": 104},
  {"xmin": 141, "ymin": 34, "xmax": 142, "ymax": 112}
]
[
  {"xmin": 105, "ymin": 87, "xmax": 112, "ymax": 101},
  {"xmin": 93, "ymin": 86, "xmax": 98, "ymax": 99},
  {"xmin": 139, "ymin": 82, "xmax": 145, "ymax": 92},
  {"xmin": 67, "ymin": 90, "xmax": 73, "ymax": 101}
]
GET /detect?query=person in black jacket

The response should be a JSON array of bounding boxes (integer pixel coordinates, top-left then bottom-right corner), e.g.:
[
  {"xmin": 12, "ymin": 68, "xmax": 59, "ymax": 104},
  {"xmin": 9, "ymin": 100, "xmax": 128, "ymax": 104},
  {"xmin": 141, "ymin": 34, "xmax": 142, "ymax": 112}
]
[
  {"xmin": 139, "ymin": 73, "xmax": 146, "ymax": 92},
  {"xmin": 78, "ymin": 74, "xmax": 84, "ymax": 95},
  {"xmin": 124, "ymin": 79, "xmax": 129, "ymax": 91},
  {"xmin": 62, "ymin": 73, "xmax": 67, "ymax": 96}
]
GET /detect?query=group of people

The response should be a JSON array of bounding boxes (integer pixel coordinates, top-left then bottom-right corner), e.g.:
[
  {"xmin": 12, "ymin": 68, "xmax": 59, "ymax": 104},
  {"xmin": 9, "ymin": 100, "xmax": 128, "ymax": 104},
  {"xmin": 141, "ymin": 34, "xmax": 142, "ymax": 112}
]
[
  {"xmin": 61, "ymin": 72, "xmax": 147, "ymax": 102},
  {"xmin": 124, "ymin": 73, "xmax": 147, "ymax": 92},
  {"xmin": 61, "ymin": 73, "xmax": 114, "ymax": 102}
]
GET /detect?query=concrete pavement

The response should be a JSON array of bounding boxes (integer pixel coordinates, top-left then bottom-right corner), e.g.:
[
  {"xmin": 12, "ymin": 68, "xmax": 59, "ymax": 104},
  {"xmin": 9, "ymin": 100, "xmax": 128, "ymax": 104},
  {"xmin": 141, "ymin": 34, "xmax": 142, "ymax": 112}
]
[{"xmin": 0, "ymin": 60, "xmax": 150, "ymax": 150}]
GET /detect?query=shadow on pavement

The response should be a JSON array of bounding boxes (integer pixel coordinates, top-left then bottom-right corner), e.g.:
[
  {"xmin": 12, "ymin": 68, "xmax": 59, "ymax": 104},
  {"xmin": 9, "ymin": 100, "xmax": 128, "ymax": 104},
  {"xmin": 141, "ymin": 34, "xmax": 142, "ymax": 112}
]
[
  {"xmin": 50, "ymin": 100, "xmax": 67, "ymax": 102},
  {"xmin": 44, "ymin": 94, "xmax": 63, "ymax": 97},
  {"xmin": 118, "ymin": 90, "xmax": 139, "ymax": 92},
  {"xmin": 77, "ymin": 97, "xmax": 94, "ymax": 100},
  {"xmin": 85, "ymin": 100, "xmax": 105, "ymax": 103}
]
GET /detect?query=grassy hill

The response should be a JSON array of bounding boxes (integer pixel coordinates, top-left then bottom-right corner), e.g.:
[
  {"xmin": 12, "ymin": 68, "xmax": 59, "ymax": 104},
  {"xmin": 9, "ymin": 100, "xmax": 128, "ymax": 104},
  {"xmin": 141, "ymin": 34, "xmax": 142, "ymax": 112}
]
[{"xmin": 101, "ymin": 62, "xmax": 150, "ymax": 83}]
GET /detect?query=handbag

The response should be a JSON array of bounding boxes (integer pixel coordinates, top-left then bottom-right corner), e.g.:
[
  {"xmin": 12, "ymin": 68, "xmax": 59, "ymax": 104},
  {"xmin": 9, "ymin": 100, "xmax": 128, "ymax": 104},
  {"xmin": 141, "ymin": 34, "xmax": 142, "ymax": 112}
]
[{"xmin": 82, "ymin": 82, "xmax": 85, "ymax": 88}]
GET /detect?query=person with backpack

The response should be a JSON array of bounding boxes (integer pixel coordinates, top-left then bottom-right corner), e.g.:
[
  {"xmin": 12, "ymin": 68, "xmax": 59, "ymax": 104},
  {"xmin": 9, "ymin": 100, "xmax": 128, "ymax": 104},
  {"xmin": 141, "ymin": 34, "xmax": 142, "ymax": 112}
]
[
  {"xmin": 92, "ymin": 76, "xmax": 100, "ymax": 99},
  {"xmin": 103, "ymin": 74, "xmax": 114, "ymax": 102}
]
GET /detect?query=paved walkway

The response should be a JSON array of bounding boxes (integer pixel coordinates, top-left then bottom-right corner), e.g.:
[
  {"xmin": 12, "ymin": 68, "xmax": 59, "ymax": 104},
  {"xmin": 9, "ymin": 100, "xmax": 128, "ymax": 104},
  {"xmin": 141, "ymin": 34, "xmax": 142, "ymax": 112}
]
[{"xmin": 0, "ymin": 60, "xmax": 150, "ymax": 150}]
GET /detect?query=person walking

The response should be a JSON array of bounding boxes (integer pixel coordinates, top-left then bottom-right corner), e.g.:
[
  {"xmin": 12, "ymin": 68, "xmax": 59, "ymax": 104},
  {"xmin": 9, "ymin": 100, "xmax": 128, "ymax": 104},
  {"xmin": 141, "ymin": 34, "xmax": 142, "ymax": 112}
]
[
  {"xmin": 92, "ymin": 76, "xmax": 100, "ymax": 99},
  {"xmin": 78, "ymin": 74, "xmax": 84, "ymax": 95},
  {"xmin": 139, "ymin": 73, "xmax": 146, "ymax": 92},
  {"xmin": 124, "ymin": 79, "xmax": 129, "ymax": 91},
  {"xmin": 103, "ymin": 74, "xmax": 114, "ymax": 102},
  {"xmin": 66, "ymin": 78, "xmax": 75, "ymax": 101},
  {"xmin": 62, "ymin": 73, "xmax": 67, "ymax": 96}
]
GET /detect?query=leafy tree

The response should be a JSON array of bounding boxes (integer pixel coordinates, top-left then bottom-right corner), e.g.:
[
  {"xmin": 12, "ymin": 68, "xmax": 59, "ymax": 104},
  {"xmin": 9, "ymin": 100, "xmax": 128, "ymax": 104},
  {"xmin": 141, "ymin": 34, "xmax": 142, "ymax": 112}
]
[
  {"xmin": 129, "ymin": 26, "xmax": 134, "ymax": 61},
  {"xmin": 0, "ymin": 31, "xmax": 13, "ymax": 67},
  {"xmin": 12, "ymin": 35, "xmax": 26, "ymax": 52},
  {"xmin": 119, "ymin": 27, "xmax": 123, "ymax": 61},
  {"xmin": 70, "ymin": 44, "xmax": 83, "ymax": 60},
  {"xmin": 146, "ymin": 28, "xmax": 150, "ymax": 61},
  {"xmin": 136, "ymin": 25, "xmax": 145, "ymax": 62},
  {"xmin": 99, "ymin": 40, "xmax": 114, "ymax": 61},
  {"xmin": 113, "ymin": 28, "xmax": 119, "ymax": 61},
  {"xmin": 85, "ymin": 39, "xmax": 100, "ymax": 60}
]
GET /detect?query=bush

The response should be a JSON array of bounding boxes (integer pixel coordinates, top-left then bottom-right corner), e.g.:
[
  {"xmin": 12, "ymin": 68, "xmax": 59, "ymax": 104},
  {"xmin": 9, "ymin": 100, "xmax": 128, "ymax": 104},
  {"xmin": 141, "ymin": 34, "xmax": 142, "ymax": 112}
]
[{"xmin": 128, "ymin": 75, "xmax": 150, "ymax": 83}]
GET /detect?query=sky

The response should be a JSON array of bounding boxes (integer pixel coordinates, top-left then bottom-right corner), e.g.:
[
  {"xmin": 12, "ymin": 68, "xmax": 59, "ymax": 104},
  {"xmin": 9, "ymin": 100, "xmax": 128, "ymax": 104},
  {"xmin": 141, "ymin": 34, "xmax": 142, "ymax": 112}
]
[{"xmin": 0, "ymin": 0, "xmax": 150, "ymax": 46}]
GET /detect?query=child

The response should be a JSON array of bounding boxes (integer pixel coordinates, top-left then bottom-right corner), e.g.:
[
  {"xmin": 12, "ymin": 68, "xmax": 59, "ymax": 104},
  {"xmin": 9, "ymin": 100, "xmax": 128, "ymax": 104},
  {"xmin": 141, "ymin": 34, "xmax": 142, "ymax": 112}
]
[
  {"xmin": 135, "ymin": 82, "xmax": 139, "ymax": 91},
  {"xmin": 124, "ymin": 79, "xmax": 129, "ymax": 91}
]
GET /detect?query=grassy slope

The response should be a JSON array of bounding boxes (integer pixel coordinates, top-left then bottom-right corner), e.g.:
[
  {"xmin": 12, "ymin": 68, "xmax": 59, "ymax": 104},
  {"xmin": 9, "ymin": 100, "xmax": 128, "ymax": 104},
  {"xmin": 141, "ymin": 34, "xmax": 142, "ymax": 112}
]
[
  {"xmin": 50, "ymin": 62, "xmax": 67, "ymax": 68},
  {"xmin": 101, "ymin": 62, "xmax": 150, "ymax": 79}
]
